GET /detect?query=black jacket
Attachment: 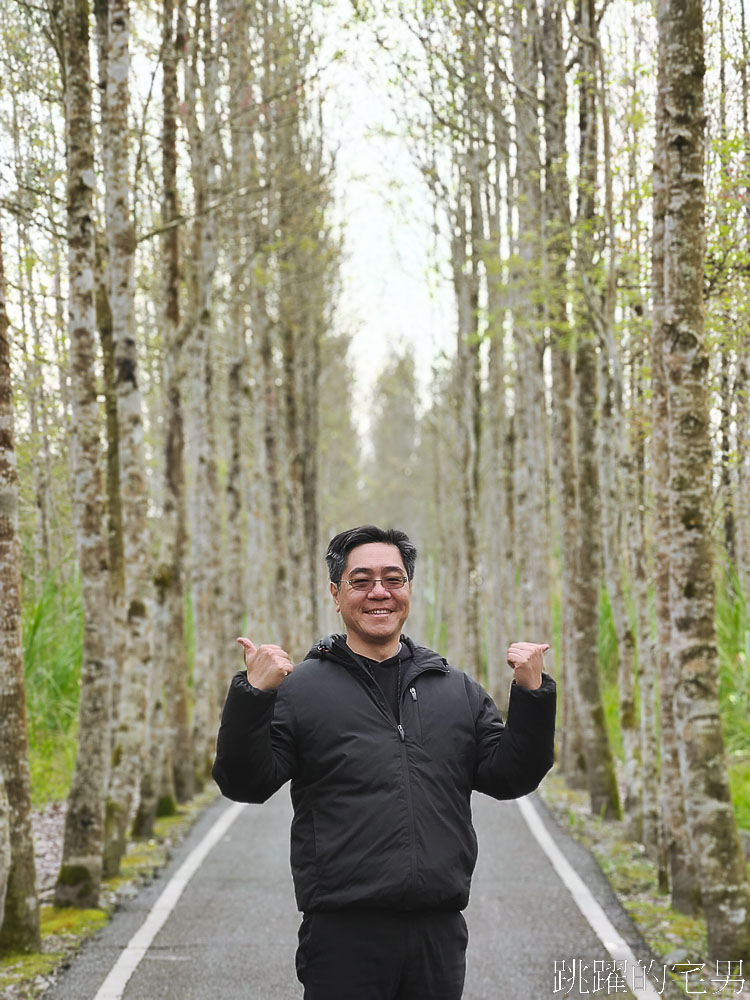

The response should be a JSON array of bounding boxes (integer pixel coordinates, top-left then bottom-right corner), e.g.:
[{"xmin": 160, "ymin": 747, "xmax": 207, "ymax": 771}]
[{"xmin": 212, "ymin": 634, "xmax": 556, "ymax": 913}]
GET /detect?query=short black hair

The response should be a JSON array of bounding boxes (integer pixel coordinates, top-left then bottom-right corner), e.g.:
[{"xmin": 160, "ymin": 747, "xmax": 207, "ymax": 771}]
[{"xmin": 326, "ymin": 525, "xmax": 417, "ymax": 584}]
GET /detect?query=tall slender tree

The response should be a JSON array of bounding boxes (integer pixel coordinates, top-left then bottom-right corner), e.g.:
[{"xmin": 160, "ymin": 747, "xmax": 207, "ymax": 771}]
[
  {"xmin": 656, "ymin": 0, "xmax": 750, "ymax": 960},
  {"xmin": 185, "ymin": 0, "xmax": 224, "ymax": 782},
  {"xmin": 53, "ymin": 0, "xmax": 114, "ymax": 909},
  {"xmin": 0, "ymin": 227, "xmax": 40, "ymax": 951},
  {"xmin": 542, "ymin": 0, "xmax": 587, "ymax": 789},
  {"xmin": 102, "ymin": 0, "xmax": 156, "ymax": 866},
  {"xmin": 156, "ymin": 0, "xmax": 194, "ymax": 805},
  {"xmin": 571, "ymin": 0, "xmax": 621, "ymax": 820},
  {"xmin": 510, "ymin": 0, "xmax": 552, "ymax": 651},
  {"xmin": 650, "ymin": 0, "xmax": 700, "ymax": 907}
]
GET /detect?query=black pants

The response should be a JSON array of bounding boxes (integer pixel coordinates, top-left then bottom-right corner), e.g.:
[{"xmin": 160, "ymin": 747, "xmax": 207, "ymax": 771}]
[{"xmin": 296, "ymin": 908, "xmax": 468, "ymax": 1000}]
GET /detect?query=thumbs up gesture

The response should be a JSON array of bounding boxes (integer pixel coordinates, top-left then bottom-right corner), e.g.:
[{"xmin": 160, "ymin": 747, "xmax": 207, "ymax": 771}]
[
  {"xmin": 237, "ymin": 637, "xmax": 294, "ymax": 691},
  {"xmin": 506, "ymin": 642, "xmax": 550, "ymax": 691}
]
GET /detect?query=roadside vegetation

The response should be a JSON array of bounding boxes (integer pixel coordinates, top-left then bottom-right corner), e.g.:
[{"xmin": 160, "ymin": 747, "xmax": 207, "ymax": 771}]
[
  {"xmin": 539, "ymin": 567, "xmax": 750, "ymax": 997},
  {"xmin": 595, "ymin": 567, "xmax": 750, "ymax": 836},
  {"xmin": 0, "ymin": 565, "xmax": 214, "ymax": 998},
  {"xmin": 24, "ymin": 571, "xmax": 82, "ymax": 807},
  {"xmin": 0, "ymin": 779, "xmax": 217, "ymax": 1000}
]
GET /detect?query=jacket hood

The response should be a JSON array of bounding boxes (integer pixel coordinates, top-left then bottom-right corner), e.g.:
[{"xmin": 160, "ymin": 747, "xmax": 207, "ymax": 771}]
[{"xmin": 305, "ymin": 634, "xmax": 448, "ymax": 673}]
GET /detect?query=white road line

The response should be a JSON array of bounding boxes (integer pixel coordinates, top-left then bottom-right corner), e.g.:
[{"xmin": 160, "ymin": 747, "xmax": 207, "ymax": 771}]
[
  {"xmin": 94, "ymin": 800, "xmax": 246, "ymax": 1000},
  {"xmin": 516, "ymin": 795, "xmax": 663, "ymax": 1000}
]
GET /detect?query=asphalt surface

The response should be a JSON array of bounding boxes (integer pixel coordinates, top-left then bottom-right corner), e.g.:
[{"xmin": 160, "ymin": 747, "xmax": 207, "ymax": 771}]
[{"xmin": 42, "ymin": 788, "xmax": 661, "ymax": 1000}]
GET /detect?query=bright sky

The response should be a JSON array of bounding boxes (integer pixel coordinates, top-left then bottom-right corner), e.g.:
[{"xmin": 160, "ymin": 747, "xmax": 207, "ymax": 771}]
[{"xmin": 319, "ymin": 7, "xmax": 456, "ymax": 430}]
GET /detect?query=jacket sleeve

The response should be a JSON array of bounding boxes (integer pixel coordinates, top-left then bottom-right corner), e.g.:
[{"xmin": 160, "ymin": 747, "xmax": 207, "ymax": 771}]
[
  {"xmin": 469, "ymin": 673, "xmax": 556, "ymax": 799},
  {"xmin": 212, "ymin": 670, "xmax": 298, "ymax": 803}
]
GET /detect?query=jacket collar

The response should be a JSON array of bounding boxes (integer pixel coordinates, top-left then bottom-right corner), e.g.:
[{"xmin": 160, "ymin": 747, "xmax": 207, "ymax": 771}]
[{"xmin": 308, "ymin": 634, "xmax": 449, "ymax": 684}]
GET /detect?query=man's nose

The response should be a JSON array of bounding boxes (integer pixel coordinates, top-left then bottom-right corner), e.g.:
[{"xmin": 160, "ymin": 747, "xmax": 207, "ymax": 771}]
[{"xmin": 368, "ymin": 581, "xmax": 389, "ymax": 596}]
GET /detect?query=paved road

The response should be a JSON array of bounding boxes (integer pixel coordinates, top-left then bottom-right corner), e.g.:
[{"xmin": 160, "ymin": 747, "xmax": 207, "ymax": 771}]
[{"xmin": 43, "ymin": 789, "xmax": 660, "ymax": 1000}]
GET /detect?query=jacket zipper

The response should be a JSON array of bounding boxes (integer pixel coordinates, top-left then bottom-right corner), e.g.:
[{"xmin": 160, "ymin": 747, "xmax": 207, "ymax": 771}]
[
  {"xmin": 397, "ymin": 719, "xmax": 418, "ymax": 892},
  {"xmin": 397, "ymin": 681, "xmax": 422, "ymax": 891},
  {"xmin": 348, "ymin": 659, "xmax": 418, "ymax": 888},
  {"xmin": 332, "ymin": 643, "xmax": 445, "ymax": 897}
]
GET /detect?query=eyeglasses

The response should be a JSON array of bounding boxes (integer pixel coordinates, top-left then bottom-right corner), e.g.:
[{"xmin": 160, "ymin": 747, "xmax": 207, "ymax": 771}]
[{"xmin": 339, "ymin": 575, "xmax": 409, "ymax": 593}]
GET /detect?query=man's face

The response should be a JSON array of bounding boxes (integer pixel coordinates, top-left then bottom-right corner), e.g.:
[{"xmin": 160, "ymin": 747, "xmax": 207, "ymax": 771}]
[{"xmin": 331, "ymin": 542, "xmax": 411, "ymax": 650}]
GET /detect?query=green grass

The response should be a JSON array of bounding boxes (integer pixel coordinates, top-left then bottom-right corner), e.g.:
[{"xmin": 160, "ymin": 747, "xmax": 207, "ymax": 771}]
[
  {"xmin": 728, "ymin": 760, "xmax": 750, "ymax": 831},
  {"xmin": 593, "ymin": 567, "xmax": 750, "ymax": 834},
  {"xmin": 28, "ymin": 730, "xmax": 78, "ymax": 808},
  {"xmin": 22, "ymin": 566, "xmax": 199, "ymax": 806},
  {"xmin": 23, "ymin": 570, "xmax": 82, "ymax": 735},
  {"xmin": 22, "ymin": 569, "xmax": 82, "ymax": 806},
  {"xmin": 715, "ymin": 563, "xmax": 750, "ymax": 759}
]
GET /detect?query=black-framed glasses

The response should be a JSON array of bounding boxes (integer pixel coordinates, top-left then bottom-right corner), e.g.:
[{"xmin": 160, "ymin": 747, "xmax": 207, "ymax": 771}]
[{"xmin": 339, "ymin": 574, "xmax": 409, "ymax": 593}]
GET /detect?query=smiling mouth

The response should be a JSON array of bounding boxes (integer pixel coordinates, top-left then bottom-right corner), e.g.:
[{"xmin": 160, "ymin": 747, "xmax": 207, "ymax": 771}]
[{"xmin": 365, "ymin": 609, "xmax": 392, "ymax": 615}]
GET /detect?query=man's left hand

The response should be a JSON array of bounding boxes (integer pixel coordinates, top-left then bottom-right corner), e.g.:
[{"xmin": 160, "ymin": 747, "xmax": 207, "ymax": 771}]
[{"xmin": 506, "ymin": 642, "xmax": 550, "ymax": 691}]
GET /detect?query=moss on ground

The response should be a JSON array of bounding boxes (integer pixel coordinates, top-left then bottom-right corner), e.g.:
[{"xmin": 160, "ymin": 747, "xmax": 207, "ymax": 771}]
[
  {"xmin": 538, "ymin": 772, "xmax": 748, "ymax": 998},
  {"xmin": 0, "ymin": 951, "xmax": 63, "ymax": 998},
  {"xmin": 40, "ymin": 906, "xmax": 108, "ymax": 938},
  {"xmin": 0, "ymin": 787, "xmax": 219, "ymax": 1000}
]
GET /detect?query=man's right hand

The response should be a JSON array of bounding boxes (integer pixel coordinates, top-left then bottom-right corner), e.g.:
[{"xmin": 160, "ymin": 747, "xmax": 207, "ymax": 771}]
[{"xmin": 236, "ymin": 637, "xmax": 293, "ymax": 691}]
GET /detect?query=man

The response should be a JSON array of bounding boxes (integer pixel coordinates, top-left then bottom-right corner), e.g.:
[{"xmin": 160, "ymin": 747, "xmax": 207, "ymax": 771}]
[{"xmin": 213, "ymin": 525, "xmax": 556, "ymax": 1000}]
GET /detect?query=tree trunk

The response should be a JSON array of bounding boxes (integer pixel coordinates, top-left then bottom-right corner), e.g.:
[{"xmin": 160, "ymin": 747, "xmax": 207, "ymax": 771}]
[
  {"xmin": 485, "ymin": 314, "xmax": 509, "ymax": 709},
  {"xmin": 511, "ymin": 0, "xmax": 552, "ymax": 651},
  {"xmin": 221, "ymin": 0, "xmax": 249, "ymax": 659},
  {"xmin": 573, "ymin": 333, "xmax": 621, "ymax": 819},
  {"xmin": 572, "ymin": 0, "xmax": 621, "ymax": 820},
  {"xmin": 629, "ymin": 362, "xmax": 659, "ymax": 856},
  {"xmin": 0, "ymin": 771, "xmax": 9, "ymax": 930},
  {"xmin": 598, "ymin": 342, "xmax": 640, "ymax": 834},
  {"xmin": 101, "ymin": 0, "xmax": 155, "ymax": 867},
  {"xmin": 542, "ymin": 0, "xmax": 587, "ymax": 789},
  {"xmin": 650, "ymin": 7, "xmax": 700, "ymax": 907},
  {"xmin": 451, "ymin": 192, "xmax": 483, "ymax": 681},
  {"xmin": 93, "ymin": 0, "xmax": 122, "ymax": 690},
  {"xmin": 0, "ymin": 229, "xmax": 41, "ymax": 952},
  {"xmin": 9, "ymin": 124, "xmax": 53, "ymax": 593},
  {"xmin": 482, "ymin": 92, "xmax": 513, "ymax": 708},
  {"xmin": 737, "ymin": 343, "xmax": 750, "ymax": 603},
  {"xmin": 94, "ymin": 226, "xmax": 125, "ymax": 727},
  {"xmin": 302, "ymin": 315, "xmax": 322, "ymax": 639},
  {"xmin": 737, "ymin": 0, "xmax": 750, "ymax": 607},
  {"xmin": 657, "ymin": 0, "xmax": 750, "ymax": 959},
  {"xmin": 621, "ymin": 19, "xmax": 659, "ymax": 854},
  {"xmin": 53, "ymin": 0, "xmax": 113, "ymax": 909},
  {"xmin": 156, "ymin": 0, "xmax": 193, "ymax": 806},
  {"xmin": 185, "ymin": 0, "xmax": 223, "ymax": 784}
]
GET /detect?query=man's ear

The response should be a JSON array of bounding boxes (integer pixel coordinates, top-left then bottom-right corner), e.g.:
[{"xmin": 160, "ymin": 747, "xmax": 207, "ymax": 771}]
[{"xmin": 330, "ymin": 580, "xmax": 340, "ymax": 612}]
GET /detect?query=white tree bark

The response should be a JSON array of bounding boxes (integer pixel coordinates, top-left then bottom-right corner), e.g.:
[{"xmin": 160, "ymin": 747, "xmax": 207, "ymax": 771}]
[
  {"xmin": 54, "ymin": 0, "xmax": 114, "ymax": 908},
  {"xmin": 510, "ymin": 0, "xmax": 553, "ymax": 649},
  {"xmin": 658, "ymin": 0, "xmax": 750, "ymax": 959},
  {"xmin": 571, "ymin": 0, "xmax": 621, "ymax": 820},
  {"xmin": 542, "ymin": 0, "xmax": 587, "ymax": 788},
  {"xmin": 101, "ymin": 0, "xmax": 155, "ymax": 870},
  {"xmin": 185, "ymin": 0, "xmax": 223, "ymax": 783},
  {"xmin": 156, "ymin": 0, "xmax": 193, "ymax": 805},
  {"xmin": 598, "ymin": 340, "xmax": 640, "ymax": 835},
  {"xmin": 0, "ymin": 227, "xmax": 40, "ymax": 950}
]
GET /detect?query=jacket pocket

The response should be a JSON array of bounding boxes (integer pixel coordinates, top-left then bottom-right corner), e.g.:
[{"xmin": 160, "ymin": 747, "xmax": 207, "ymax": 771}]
[{"xmin": 405, "ymin": 684, "xmax": 422, "ymax": 742}]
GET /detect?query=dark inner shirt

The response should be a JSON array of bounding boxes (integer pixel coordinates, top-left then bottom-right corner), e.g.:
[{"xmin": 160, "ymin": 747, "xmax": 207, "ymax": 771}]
[{"xmin": 347, "ymin": 643, "xmax": 412, "ymax": 722}]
